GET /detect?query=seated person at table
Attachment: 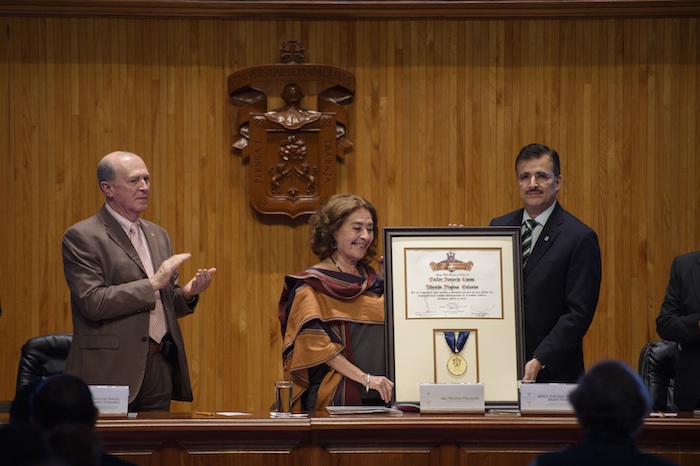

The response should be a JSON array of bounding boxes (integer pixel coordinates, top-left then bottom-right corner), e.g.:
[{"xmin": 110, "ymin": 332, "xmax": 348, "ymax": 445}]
[
  {"xmin": 529, "ymin": 360, "xmax": 677, "ymax": 466},
  {"xmin": 655, "ymin": 250, "xmax": 700, "ymax": 411},
  {"xmin": 278, "ymin": 193, "xmax": 394, "ymax": 411}
]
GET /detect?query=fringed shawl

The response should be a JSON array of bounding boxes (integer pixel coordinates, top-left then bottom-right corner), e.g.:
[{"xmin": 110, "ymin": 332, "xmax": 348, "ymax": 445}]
[{"xmin": 278, "ymin": 265, "xmax": 384, "ymax": 411}]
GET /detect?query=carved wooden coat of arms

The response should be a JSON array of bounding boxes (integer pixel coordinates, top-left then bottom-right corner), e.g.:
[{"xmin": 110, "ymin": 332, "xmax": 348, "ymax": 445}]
[{"xmin": 228, "ymin": 41, "xmax": 355, "ymax": 218}]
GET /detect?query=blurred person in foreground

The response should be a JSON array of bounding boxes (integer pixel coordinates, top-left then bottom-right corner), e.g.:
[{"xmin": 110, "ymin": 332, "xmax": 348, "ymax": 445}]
[
  {"xmin": 656, "ymin": 250, "xmax": 700, "ymax": 411},
  {"xmin": 30, "ymin": 374, "xmax": 136, "ymax": 466},
  {"xmin": 0, "ymin": 422, "xmax": 57, "ymax": 466},
  {"xmin": 278, "ymin": 193, "xmax": 394, "ymax": 411},
  {"xmin": 62, "ymin": 151, "xmax": 216, "ymax": 411},
  {"xmin": 529, "ymin": 360, "xmax": 678, "ymax": 466}
]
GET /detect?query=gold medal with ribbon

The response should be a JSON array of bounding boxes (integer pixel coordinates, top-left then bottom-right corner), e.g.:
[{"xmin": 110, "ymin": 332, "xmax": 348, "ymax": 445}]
[{"xmin": 445, "ymin": 331, "xmax": 470, "ymax": 376}]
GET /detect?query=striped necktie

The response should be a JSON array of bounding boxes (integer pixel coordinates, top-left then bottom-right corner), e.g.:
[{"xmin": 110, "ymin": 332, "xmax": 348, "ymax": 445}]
[
  {"xmin": 129, "ymin": 222, "xmax": 168, "ymax": 343},
  {"xmin": 522, "ymin": 219, "xmax": 538, "ymax": 266}
]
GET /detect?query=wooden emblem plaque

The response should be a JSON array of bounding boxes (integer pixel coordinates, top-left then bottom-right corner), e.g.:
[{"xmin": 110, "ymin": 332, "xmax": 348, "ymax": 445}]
[{"xmin": 228, "ymin": 41, "xmax": 355, "ymax": 217}]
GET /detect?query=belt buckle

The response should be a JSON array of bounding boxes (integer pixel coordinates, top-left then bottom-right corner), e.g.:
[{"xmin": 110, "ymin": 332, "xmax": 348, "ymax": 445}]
[{"xmin": 148, "ymin": 341, "xmax": 163, "ymax": 354}]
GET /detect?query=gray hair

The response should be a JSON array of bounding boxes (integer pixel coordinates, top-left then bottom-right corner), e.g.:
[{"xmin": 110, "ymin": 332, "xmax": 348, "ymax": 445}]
[{"xmin": 97, "ymin": 158, "xmax": 115, "ymax": 185}]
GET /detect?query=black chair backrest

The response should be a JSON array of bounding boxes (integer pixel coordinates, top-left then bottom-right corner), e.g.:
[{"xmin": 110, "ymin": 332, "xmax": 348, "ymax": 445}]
[
  {"xmin": 15, "ymin": 333, "xmax": 73, "ymax": 399},
  {"xmin": 638, "ymin": 339, "xmax": 680, "ymax": 412}
]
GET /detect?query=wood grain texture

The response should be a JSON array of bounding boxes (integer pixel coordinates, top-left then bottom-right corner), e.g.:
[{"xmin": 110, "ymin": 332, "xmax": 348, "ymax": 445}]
[
  {"xmin": 2, "ymin": 1, "xmax": 700, "ymax": 20},
  {"xmin": 0, "ymin": 16, "xmax": 698, "ymax": 412}
]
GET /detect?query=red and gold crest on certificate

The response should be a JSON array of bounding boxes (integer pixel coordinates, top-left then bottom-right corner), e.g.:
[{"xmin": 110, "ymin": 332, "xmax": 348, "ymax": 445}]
[{"xmin": 228, "ymin": 41, "xmax": 355, "ymax": 218}]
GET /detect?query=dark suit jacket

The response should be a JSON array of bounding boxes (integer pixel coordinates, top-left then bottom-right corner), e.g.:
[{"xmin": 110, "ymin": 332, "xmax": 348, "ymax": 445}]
[
  {"xmin": 62, "ymin": 205, "xmax": 195, "ymax": 403},
  {"xmin": 529, "ymin": 434, "xmax": 678, "ymax": 466},
  {"xmin": 656, "ymin": 251, "xmax": 700, "ymax": 410},
  {"xmin": 490, "ymin": 203, "xmax": 601, "ymax": 382}
]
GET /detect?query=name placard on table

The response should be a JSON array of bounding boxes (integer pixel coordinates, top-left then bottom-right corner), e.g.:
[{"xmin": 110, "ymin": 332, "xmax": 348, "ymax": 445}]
[
  {"xmin": 519, "ymin": 383, "xmax": 576, "ymax": 414},
  {"xmin": 89, "ymin": 385, "xmax": 129, "ymax": 414},
  {"xmin": 419, "ymin": 383, "xmax": 485, "ymax": 413}
]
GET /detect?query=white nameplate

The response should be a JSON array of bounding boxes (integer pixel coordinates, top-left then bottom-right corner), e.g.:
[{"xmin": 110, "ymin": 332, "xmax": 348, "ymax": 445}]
[
  {"xmin": 89, "ymin": 385, "xmax": 129, "ymax": 415},
  {"xmin": 519, "ymin": 383, "xmax": 576, "ymax": 414},
  {"xmin": 420, "ymin": 383, "xmax": 485, "ymax": 413}
]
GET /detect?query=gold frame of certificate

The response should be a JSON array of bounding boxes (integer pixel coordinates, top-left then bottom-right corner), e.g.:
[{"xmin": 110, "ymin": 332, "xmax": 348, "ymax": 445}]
[{"xmin": 383, "ymin": 226, "xmax": 525, "ymax": 407}]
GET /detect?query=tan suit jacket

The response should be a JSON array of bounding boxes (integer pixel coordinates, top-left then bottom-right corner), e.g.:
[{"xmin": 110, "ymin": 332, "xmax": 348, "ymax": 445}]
[{"xmin": 62, "ymin": 205, "xmax": 194, "ymax": 403}]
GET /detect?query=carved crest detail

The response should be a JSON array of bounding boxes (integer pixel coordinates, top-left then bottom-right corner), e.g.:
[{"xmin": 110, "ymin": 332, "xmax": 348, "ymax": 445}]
[{"xmin": 228, "ymin": 41, "xmax": 355, "ymax": 218}]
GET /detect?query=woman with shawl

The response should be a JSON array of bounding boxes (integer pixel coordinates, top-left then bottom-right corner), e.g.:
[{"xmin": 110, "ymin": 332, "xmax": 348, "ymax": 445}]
[{"xmin": 278, "ymin": 194, "xmax": 394, "ymax": 411}]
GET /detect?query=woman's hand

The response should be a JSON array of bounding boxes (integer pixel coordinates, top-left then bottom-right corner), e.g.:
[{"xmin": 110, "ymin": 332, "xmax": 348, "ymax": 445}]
[{"xmin": 368, "ymin": 374, "xmax": 394, "ymax": 403}]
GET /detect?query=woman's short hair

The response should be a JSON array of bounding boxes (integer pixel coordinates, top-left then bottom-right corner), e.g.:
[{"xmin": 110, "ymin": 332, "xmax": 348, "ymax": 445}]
[
  {"xmin": 308, "ymin": 193, "xmax": 378, "ymax": 263},
  {"xmin": 569, "ymin": 360, "xmax": 651, "ymax": 437}
]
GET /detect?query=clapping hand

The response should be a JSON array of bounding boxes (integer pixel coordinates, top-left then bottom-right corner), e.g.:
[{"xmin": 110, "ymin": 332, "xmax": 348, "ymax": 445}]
[
  {"xmin": 151, "ymin": 253, "xmax": 192, "ymax": 291},
  {"xmin": 183, "ymin": 267, "xmax": 217, "ymax": 300}
]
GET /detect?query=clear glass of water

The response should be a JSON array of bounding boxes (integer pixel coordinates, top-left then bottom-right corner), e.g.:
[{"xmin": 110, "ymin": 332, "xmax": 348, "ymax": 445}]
[{"xmin": 275, "ymin": 380, "xmax": 293, "ymax": 416}]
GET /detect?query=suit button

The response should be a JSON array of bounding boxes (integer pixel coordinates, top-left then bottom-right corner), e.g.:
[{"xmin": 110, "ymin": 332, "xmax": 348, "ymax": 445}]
[{"xmin": 141, "ymin": 337, "xmax": 147, "ymax": 343}]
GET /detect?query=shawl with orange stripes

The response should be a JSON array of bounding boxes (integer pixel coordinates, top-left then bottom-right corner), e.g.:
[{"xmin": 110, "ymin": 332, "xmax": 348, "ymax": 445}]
[{"xmin": 278, "ymin": 265, "xmax": 384, "ymax": 411}]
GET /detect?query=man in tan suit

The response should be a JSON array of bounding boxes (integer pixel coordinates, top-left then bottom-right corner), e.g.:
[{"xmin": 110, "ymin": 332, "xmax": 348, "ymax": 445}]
[{"xmin": 62, "ymin": 151, "xmax": 216, "ymax": 411}]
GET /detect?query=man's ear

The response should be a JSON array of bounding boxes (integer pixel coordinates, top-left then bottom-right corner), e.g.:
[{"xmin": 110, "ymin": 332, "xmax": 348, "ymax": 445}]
[{"xmin": 100, "ymin": 181, "xmax": 112, "ymax": 197}]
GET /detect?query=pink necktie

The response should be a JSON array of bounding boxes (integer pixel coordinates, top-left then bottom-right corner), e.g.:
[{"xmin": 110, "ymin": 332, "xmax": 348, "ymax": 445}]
[{"xmin": 129, "ymin": 222, "xmax": 168, "ymax": 343}]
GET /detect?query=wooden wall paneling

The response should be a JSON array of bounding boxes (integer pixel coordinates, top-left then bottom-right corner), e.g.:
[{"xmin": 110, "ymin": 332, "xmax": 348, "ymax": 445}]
[
  {"xmin": 0, "ymin": 17, "xmax": 14, "ymax": 393},
  {"xmin": 1, "ymin": 16, "xmax": 699, "ymax": 412},
  {"xmin": 645, "ymin": 17, "xmax": 668, "ymax": 352},
  {"xmin": 3, "ymin": 1, "xmax": 700, "ymax": 20},
  {"xmin": 393, "ymin": 20, "xmax": 410, "ymax": 229}
]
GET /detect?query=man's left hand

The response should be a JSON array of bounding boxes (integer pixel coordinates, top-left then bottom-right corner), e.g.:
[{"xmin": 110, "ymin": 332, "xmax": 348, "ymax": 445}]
[
  {"xmin": 523, "ymin": 357, "xmax": 544, "ymax": 381},
  {"xmin": 183, "ymin": 267, "xmax": 217, "ymax": 300}
]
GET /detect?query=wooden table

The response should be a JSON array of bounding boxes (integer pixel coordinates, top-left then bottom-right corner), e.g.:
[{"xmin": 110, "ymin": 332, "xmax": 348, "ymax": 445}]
[{"xmin": 3, "ymin": 411, "xmax": 700, "ymax": 466}]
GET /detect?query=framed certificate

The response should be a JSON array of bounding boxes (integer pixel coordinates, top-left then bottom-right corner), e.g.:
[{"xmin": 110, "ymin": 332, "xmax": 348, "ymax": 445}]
[{"xmin": 384, "ymin": 226, "xmax": 525, "ymax": 406}]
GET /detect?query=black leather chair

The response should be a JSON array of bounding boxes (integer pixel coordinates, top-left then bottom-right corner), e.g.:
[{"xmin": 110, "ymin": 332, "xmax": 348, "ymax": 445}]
[
  {"xmin": 638, "ymin": 339, "xmax": 680, "ymax": 412},
  {"xmin": 14, "ymin": 333, "xmax": 73, "ymax": 399}
]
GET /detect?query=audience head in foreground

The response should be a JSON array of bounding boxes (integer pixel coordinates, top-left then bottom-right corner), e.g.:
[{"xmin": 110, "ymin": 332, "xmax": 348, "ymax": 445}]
[
  {"xmin": 30, "ymin": 374, "xmax": 99, "ymax": 430},
  {"xmin": 571, "ymin": 359, "xmax": 651, "ymax": 438},
  {"xmin": 529, "ymin": 359, "xmax": 678, "ymax": 466},
  {"xmin": 29, "ymin": 374, "xmax": 136, "ymax": 466}
]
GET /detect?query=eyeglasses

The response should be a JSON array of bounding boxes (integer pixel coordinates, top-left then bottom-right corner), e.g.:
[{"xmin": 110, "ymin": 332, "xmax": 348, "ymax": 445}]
[{"xmin": 517, "ymin": 171, "xmax": 556, "ymax": 183}]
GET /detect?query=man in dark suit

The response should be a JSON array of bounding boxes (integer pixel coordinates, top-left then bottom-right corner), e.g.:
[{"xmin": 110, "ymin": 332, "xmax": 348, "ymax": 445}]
[
  {"xmin": 656, "ymin": 251, "xmax": 700, "ymax": 410},
  {"xmin": 62, "ymin": 151, "xmax": 216, "ymax": 411},
  {"xmin": 490, "ymin": 143, "xmax": 601, "ymax": 382}
]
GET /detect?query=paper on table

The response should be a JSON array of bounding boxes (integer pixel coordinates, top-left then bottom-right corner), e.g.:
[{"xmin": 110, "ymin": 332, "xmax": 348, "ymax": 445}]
[
  {"xmin": 195, "ymin": 411, "xmax": 252, "ymax": 417},
  {"xmin": 326, "ymin": 406, "xmax": 403, "ymax": 415},
  {"xmin": 269, "ymin": 412, "xmax": 308, "ymax": 418}
]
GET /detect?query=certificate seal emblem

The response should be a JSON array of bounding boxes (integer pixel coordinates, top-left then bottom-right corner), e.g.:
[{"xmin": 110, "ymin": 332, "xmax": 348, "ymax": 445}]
[{"xmin": 447, "ymin": 354, "xmax": 467, "ymax": 376}]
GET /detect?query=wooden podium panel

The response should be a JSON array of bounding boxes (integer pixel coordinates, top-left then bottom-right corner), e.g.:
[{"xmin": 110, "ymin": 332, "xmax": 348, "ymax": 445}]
[
  {"xmin": 310, "ymin": 412, "xmax": 581, "ymax": 466},
  {"xmin": 3, "ymin": 412, "xmax": 699, "ymax": 466},
  {"xmin": 96, "ymin": 413, "xmax": 311, "ymax": 466},
  {"xmin": 90, "ymin": 412, "xmax": 700, "ymax": 466},
  {"xmin": 311, "ymin": 412, "xmax": 700, "ymax": 466}
]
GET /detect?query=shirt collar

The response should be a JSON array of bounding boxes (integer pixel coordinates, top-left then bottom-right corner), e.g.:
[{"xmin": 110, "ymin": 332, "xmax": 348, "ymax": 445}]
[
  {"xmin": 521, "ymin": 200, "xmax": 557, "ymax": 227},
  {"xmin": 105, "ymin": 202, "xmax": 137, "ymax": 235}
]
